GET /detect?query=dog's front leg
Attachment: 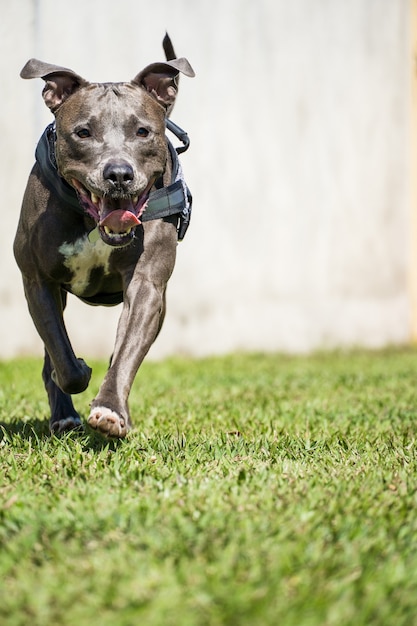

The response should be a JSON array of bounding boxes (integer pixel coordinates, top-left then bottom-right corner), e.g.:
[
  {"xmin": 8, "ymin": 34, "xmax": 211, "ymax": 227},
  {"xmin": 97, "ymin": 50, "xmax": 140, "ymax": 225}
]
[
  {"xmin": 23, "ymin": 278, "xmax": 92, "ymax": 426},
  {"xmin": 88, "ymin": 221, "xmax": 177, "ymax": 438},
  {"xmin": 88, "ymin": 281, "xmax": 165, "ymax": 438},
  {"xmin": 42, "ymin": 350, "xmax": 84, "ymax": 434}
]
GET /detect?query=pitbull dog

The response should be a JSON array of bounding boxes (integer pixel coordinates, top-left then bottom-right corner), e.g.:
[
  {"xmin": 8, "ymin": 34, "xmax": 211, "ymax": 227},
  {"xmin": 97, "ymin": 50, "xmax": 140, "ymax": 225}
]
[{"xmin": 14, "ymin": 35, "xmax": 194, "ymax": 438}]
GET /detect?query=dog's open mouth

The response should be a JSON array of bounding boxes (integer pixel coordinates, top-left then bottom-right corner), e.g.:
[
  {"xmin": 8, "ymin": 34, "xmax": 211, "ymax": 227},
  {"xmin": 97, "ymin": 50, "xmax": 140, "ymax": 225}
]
[{"xmin": 71, "ymin": 179, "xmax": 152, "ymax": 247}]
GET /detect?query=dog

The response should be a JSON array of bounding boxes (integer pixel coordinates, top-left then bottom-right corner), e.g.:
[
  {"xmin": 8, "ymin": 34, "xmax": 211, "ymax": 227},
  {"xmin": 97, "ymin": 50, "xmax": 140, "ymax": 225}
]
[{"xmin": 14, "ymin": 34, "xmax": 194, "ymax": 438}]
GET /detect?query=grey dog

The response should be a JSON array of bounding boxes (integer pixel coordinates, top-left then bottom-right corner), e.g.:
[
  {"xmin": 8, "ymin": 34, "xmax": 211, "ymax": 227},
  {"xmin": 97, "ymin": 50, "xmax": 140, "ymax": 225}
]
[{"xmin": 14, "ymin": 35, "xmax": 194, "ymax": 438}]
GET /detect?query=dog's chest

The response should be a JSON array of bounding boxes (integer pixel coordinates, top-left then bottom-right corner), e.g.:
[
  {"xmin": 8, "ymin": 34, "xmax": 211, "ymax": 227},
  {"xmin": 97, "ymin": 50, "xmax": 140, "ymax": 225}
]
[{"xmin": 59, "ymin": 234, "xmax": 113, "ymax": 295}]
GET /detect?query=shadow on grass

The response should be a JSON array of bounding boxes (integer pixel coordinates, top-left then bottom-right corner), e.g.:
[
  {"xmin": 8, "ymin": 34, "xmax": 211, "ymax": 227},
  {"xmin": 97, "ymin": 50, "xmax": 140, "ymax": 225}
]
[{"xmin": 0, "ymin": 418, "xmax": 122, "ymax": 452}]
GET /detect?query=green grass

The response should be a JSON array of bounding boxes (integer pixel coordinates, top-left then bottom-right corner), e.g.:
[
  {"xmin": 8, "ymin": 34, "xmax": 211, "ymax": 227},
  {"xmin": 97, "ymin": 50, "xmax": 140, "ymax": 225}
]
[{"xmin": 1, "ymin": 348, "xmax": 417, "ymax": 625}]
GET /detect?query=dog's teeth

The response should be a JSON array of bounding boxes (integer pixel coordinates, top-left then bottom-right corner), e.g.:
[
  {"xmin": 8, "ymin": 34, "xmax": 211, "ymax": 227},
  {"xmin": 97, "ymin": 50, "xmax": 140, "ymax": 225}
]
[
  {"xmin": 132, "ymin": 196, "xmax": 139, "ymax": 205},
  {"xmin": 91, "ymin": 193, "xmax": 100, "ymax": 205},
  {"xmin": 103, "ymin": 226, "xmax": 132, "ymax": 238}
]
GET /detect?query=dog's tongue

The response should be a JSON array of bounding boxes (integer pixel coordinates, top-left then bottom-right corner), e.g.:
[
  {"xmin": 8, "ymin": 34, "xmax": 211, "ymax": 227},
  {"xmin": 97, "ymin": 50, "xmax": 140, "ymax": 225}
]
[{"xmin": 100, "ymin": 210, "xmax": 140, "ymax": 233}]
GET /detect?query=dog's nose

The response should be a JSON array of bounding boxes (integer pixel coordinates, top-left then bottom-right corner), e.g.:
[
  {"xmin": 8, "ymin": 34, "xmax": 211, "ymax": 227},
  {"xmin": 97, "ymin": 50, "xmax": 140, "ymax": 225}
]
[{"xmin": 103, "ymin": 162, "xmax": 134, "ymax": 186}]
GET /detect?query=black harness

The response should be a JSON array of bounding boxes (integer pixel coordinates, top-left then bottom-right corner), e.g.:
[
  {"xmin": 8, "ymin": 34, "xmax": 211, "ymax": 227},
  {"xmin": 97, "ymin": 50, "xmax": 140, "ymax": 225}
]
[{"xmin": 35, "ymin": 120, "xmax": 192, "ymax": 240}]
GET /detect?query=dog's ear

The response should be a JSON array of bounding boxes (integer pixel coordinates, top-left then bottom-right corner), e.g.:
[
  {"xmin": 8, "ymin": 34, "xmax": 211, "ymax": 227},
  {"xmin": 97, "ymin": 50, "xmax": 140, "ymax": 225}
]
[
  {"xmin": 133, "ymin": 59, "xmax": 195, "ymax": 114},
  {"xmin": 20, "ymin": 59, "xmax": 87, "ymax": 113}
]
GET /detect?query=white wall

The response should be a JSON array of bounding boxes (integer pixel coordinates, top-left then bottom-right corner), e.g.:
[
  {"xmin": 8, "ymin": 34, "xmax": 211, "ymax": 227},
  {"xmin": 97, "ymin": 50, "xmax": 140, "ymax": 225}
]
[{"xmin": 0, "ymin": 0, "xmax": 411, "ymax": 359}]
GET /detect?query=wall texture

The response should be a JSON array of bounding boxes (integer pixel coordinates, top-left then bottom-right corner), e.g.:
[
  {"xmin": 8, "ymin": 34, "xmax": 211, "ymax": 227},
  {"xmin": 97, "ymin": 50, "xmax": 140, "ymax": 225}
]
[{"xmin": 0, "ymin": 0, "xmax": 411, "ymax": 359}]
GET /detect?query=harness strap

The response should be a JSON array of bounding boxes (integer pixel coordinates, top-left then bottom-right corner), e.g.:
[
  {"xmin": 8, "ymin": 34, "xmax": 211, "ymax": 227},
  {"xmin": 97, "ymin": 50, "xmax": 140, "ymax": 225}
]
[{"xmin": 35, "ymin": 122, "xmax": 192, "ymax": 240}]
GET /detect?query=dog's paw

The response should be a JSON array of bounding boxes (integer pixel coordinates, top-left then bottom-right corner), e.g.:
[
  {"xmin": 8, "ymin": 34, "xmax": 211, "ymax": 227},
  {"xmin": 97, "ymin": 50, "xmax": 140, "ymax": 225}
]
[
  {"xmin": 87, "ymin": 407, "xmax": 129, "ymax": 438},
  {"xmin": 50, "ymin": 416, "xmax": 84, "ymax": 436}
]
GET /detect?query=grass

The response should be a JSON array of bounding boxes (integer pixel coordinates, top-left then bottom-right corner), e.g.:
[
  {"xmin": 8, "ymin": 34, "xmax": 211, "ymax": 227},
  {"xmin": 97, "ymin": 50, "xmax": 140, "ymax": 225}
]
[{"xmin": 1, "ymin": 348, "xmax": 417, "ymax": 625}]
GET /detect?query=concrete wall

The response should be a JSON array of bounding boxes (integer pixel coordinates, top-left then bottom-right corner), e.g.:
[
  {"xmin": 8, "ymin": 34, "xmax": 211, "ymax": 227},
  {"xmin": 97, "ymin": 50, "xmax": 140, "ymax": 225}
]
[{"xmin": 0, "ymin": 0, "xmax": 411, "ymax": 359}]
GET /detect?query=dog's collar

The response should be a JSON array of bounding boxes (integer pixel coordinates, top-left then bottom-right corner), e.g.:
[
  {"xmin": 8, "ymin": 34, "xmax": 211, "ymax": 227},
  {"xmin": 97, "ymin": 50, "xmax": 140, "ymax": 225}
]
[{"xmin": 35, "ymin": 122, "xmax": 192, "ymax": 240}]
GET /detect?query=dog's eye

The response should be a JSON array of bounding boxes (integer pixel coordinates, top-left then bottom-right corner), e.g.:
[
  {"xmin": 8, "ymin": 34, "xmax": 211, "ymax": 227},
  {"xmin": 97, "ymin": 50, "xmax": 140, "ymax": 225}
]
[
  {"xmin": 76, "ymin": 128, "xmax": 91, "ymax": 138},
  {"xmin": 137, "ymin": 127, "xmax": 149, "ymax": 138}
]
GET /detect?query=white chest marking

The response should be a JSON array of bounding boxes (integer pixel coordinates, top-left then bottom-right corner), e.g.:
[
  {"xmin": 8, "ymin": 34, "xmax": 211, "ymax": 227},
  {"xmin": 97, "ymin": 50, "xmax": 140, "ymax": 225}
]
[{"xmin": 59, "ymin": 234, "xmax": 113, "ymax": 296}]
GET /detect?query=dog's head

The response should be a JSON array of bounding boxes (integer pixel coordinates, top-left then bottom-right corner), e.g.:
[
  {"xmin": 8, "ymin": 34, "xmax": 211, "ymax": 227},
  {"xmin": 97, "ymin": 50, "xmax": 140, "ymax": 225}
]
[{"xmin": 21, "ymin": 50, "xmax": 194, "ymax": 247}]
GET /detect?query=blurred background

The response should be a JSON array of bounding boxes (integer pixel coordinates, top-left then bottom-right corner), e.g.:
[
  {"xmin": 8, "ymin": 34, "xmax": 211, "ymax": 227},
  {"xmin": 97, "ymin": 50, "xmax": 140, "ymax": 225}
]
[{"xmin": 1, "ymin": 0, "xmax": 414, "ymax": 359}]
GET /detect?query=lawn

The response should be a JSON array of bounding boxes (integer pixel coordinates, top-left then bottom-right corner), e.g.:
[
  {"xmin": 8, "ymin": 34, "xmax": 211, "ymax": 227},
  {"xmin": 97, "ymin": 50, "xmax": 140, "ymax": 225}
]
[{"xmin": 1, "ymin": 348, "xmax": 417, "ymax": 625}]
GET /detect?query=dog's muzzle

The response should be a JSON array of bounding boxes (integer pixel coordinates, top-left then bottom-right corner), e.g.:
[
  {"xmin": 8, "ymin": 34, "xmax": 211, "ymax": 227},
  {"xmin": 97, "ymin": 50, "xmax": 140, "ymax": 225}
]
[{"xmin": 71, "ymin": 178, "xmax": 154, "ymax": 247}]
